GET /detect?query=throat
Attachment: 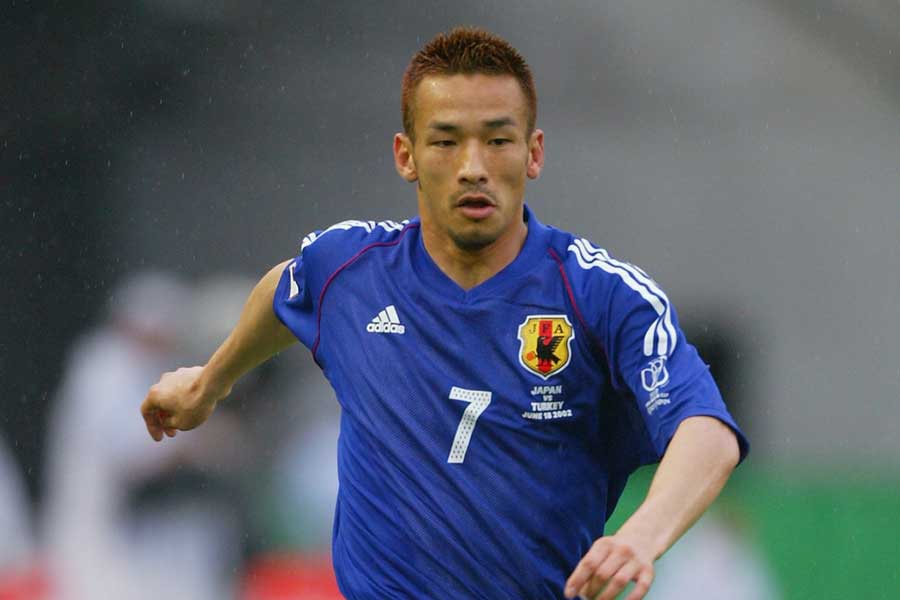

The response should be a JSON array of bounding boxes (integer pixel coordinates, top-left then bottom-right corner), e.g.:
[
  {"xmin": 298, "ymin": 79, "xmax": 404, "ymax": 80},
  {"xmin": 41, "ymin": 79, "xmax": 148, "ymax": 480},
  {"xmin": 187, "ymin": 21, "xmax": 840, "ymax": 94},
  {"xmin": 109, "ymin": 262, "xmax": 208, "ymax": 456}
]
[
  {"xmin": 438, "ymin": 256, "xmax": 502, "ymax": 290},
  {"xmin": 422, "ymin": 222, "xmax": 527, "ymax": 291}
]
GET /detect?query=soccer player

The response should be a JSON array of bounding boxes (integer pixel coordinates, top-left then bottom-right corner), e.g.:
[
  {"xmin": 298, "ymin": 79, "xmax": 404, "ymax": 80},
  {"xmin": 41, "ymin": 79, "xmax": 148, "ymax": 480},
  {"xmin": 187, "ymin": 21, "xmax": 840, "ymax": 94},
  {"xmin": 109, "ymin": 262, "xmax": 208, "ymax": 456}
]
[{"xmin": 141, "ymin": 27, "xmax": 748, "ymax": 600}]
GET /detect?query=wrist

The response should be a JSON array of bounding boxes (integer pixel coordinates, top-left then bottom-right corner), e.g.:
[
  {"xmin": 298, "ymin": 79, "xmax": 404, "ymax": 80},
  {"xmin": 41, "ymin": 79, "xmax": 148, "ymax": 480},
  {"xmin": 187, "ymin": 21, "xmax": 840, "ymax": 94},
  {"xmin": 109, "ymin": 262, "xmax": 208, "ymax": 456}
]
[
  {"xmin": 615, "ymin": 517, "xmax": 669, "ymax": 561},
  {"xmin": 194, "ymin": 366, "xmax": 232, "ymax": 408}
]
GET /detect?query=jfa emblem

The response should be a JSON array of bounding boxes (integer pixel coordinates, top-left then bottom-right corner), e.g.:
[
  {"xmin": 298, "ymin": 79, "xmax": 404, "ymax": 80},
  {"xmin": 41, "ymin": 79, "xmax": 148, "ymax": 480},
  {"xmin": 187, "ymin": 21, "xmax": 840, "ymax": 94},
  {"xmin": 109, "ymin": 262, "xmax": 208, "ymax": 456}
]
[{"xmin": 517, "ymin": 315, "xmax": 574, "ymax": 380}]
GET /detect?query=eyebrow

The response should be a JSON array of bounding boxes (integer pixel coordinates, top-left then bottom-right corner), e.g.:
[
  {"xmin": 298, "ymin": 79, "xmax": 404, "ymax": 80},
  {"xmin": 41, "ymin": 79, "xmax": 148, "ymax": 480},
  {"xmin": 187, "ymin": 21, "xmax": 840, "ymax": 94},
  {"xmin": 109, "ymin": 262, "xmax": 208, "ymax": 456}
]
[
  {"xmin": 484, "ymin": 117, "xmax": 516, "ymax": 129},
  {"xmin": 427, "ymin": 117, "xmax": 518, "ymax": 132}
]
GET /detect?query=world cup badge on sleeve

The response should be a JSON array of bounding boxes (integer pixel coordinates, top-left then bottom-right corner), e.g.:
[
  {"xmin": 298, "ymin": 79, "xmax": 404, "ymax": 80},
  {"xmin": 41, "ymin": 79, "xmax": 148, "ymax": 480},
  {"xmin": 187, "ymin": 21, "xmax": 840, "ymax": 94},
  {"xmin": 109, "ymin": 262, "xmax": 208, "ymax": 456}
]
[{"xmin": 517, "ymin": 315, "xmax": 574, "ymax": 379}]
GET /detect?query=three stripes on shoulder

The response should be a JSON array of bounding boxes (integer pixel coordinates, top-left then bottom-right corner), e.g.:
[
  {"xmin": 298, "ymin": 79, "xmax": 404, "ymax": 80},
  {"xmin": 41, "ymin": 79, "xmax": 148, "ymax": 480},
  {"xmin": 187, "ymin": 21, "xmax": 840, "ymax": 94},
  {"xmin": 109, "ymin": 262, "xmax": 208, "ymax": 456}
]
[
  {"xmin": 567, "ymin": 238, "xmax": 677, "ymax": 358},
  {"xmin": 301, "ymin": 220, "xmax": 409, "ymax": 252}
]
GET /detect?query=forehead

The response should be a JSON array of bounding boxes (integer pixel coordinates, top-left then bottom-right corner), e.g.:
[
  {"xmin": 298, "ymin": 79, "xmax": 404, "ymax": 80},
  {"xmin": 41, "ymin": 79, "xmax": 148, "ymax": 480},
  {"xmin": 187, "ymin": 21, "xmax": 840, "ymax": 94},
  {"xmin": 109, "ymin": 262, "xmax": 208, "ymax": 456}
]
[{"xmin": 412, "ymin": 74, "xmax": 528, "ymax": 128}]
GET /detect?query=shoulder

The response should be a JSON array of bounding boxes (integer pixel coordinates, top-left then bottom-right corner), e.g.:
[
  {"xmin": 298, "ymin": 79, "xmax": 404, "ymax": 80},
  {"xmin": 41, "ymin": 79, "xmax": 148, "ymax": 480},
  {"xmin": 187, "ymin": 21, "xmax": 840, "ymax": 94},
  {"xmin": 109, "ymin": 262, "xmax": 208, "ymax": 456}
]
[
  {"xmin": 276, "ymin": 218, "xmax": 414, "ymax": 337},
  {"xmin": 547, "ymin": 230, "xmax": 656, "ymax": 298},
  {"xmin": 297, "ymin": 218, "xmax": 413, "ymax": 271},
  {"xmin": 300, "ymin": 218, "xmax": 411, "ymax": 255},
  {"xmin": 551, "ymin": 230, "xmax": 677, "ymax": 350}
]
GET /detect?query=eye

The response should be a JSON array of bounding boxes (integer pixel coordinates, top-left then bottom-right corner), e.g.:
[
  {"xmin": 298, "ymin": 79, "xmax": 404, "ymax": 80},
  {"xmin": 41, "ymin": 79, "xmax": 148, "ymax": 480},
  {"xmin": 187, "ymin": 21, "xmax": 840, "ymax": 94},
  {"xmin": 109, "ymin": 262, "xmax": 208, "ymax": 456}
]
[
  {"xmin": 431, "ymin": 140, "xmax": 456, "ymax": 148},
  {"xmin": 489, "ymin": 138, "xmax": 512, "ymax": 146}
]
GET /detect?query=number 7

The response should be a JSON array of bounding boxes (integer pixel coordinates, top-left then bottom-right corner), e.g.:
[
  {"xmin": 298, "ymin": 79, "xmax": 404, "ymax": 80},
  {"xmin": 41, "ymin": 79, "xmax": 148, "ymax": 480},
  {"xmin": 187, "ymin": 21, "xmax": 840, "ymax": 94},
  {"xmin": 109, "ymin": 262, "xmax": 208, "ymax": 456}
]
[{"xmin": 447, "ymin": 386, "xmax": 492, "ymax": 464}]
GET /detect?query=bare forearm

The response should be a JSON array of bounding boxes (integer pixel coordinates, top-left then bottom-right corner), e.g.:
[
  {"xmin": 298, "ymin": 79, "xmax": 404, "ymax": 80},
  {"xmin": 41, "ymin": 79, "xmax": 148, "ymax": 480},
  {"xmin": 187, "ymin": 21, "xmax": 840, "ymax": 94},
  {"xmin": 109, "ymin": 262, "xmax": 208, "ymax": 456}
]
[
  {"xmin": 197, "ymin": 260, "xmax": 298, "ymax": 402},
  {"xmin": 564, "ymin": 416, "xmax": 740, "ymax": 599},
  {"xmin": 617, "ymin": 416, "xmax": 740, "ymax": 559},
  {"xmin": 142, "ymin": 261, "xmax": 297, "ymax": 441}
]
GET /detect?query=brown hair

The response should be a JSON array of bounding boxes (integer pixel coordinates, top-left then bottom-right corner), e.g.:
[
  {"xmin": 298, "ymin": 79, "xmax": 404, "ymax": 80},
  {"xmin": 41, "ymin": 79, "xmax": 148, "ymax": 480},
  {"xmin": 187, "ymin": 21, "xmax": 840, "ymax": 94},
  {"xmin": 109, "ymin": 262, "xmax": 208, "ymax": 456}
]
[{"xmin": 401, "ymin": 27, "xmax": 537, "ymax": 140}]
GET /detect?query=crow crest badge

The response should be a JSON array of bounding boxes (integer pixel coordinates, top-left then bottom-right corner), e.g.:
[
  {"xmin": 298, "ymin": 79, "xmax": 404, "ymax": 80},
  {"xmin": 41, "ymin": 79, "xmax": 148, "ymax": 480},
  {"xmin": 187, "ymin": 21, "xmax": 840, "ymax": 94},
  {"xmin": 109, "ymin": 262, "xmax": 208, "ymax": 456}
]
[{"xmin": 517, "ymin": 315, "xmax": 574, "ymax": 379}]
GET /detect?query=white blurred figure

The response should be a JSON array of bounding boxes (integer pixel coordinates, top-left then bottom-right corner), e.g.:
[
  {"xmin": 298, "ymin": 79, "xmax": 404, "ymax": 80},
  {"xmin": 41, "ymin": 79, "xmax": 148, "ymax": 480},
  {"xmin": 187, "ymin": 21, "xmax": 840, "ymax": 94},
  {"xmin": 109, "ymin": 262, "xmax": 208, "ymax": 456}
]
[
  {"xmin": 649, "ymin": 508, "xmax": 781, "ymax": 600},
  {"xmin": 42, "ymin": 270, "xmax": 236, "ymax": 600},
  {"xmin": 126, "ymin": 274, "xmax": 260, "ymax": 597}
]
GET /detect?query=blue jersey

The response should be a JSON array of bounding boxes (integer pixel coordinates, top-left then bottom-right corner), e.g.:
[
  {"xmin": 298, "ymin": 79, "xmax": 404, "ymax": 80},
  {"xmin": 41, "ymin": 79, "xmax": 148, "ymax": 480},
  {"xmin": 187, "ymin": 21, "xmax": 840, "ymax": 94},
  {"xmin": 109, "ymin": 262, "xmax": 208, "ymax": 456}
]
[{"xmin": 274, "ymin": 206, "xmax": 748, "ymax": 599}]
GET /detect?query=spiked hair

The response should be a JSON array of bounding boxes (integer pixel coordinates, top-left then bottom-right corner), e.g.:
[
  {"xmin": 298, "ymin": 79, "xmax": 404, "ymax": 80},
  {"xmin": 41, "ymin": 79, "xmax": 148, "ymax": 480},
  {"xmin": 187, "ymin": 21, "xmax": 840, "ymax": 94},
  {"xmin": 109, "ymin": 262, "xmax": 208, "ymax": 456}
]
[{"xmin": 401, "ymin": 27, "xmax": 537, "ymax": 139}]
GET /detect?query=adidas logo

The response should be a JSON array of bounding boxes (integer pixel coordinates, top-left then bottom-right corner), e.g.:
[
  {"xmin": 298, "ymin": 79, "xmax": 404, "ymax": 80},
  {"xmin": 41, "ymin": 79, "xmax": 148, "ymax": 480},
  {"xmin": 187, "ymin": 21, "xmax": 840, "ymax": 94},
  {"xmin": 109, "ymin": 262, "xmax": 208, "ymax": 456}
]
[{"xmin": 366, "ymin": 305, "xmax": 406, "ymax": 335}]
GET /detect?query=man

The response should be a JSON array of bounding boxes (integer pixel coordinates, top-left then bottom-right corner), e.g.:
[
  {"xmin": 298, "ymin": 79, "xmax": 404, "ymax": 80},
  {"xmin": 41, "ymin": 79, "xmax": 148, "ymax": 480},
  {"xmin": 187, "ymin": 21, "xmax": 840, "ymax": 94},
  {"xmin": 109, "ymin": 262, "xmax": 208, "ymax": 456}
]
[{"xmin": 142, "ymin": 27, "xmax": 748, "ymax": 600}]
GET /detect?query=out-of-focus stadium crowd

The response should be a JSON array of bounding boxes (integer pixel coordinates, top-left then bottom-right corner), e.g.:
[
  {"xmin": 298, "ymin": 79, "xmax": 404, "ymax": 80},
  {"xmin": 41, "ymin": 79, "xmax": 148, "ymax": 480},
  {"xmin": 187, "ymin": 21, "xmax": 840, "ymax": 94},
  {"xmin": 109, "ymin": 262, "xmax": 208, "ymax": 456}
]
[{"xmin": 0, "ymin": 270, "xmax": 343, "ymax": 599}]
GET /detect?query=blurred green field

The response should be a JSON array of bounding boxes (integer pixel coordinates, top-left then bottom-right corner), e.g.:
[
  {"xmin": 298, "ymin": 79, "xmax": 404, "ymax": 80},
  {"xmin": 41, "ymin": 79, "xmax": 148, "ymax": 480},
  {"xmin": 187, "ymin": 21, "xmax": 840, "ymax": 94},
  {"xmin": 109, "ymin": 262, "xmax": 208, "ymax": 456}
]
[{"xmin": 607, "ymin": 465, "xmax": 900, "ymax": 599}]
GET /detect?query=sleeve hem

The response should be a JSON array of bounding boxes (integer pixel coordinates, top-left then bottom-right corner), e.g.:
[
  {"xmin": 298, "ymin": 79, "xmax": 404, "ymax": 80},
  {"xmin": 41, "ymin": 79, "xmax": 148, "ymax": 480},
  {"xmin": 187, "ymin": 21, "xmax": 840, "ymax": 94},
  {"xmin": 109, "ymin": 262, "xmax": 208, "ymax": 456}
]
[
  {"xmin": 654, "ymin": 409, "xmax": 750, "ymax": 465},
  {"xmin": 272, "ymin": 262, "xmax": 302, "ymax": 343}
]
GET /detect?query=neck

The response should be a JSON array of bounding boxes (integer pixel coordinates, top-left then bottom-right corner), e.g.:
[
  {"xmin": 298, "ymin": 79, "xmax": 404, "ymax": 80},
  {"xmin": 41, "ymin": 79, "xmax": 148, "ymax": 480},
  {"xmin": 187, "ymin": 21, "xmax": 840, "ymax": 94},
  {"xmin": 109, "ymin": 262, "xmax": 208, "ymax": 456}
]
[{"xmin": 421, "ymin": 218, "xmax": 528, "ymax": 291}]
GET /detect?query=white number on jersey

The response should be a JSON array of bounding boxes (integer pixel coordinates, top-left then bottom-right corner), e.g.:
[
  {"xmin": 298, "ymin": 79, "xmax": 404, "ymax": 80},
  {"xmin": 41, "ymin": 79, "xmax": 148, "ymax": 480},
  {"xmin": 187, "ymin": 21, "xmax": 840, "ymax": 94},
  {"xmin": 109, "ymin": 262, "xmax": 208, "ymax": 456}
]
[{"xmin": 447, "ymin": 387, "xmax": 492, "ymax": 464}]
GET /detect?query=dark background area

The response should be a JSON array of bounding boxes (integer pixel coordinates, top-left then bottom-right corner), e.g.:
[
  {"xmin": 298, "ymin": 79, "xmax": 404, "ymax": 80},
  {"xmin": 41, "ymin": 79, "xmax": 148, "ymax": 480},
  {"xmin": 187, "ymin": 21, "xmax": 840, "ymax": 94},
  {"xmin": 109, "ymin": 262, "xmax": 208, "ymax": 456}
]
[{"xmin": 4, "ymin": 1, "xmax": 218, "ymax": 497}]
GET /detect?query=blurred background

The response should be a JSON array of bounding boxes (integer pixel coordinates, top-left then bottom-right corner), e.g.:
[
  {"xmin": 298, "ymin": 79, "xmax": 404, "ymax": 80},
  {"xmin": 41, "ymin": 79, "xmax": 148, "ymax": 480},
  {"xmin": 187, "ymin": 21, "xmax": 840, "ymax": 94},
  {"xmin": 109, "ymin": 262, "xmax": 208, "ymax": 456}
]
[{"xmin": 3, "ymin": 0, "xmax": 899, "ymax": 597}]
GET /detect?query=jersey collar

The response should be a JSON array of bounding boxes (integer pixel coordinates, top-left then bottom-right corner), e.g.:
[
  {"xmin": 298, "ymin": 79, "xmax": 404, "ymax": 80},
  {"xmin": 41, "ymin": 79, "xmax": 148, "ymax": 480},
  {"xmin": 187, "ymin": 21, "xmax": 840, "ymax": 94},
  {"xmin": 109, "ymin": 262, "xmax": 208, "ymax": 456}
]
[{"xmin": 409, "ymin": 204, "xmax": 551, "ymax": 303}]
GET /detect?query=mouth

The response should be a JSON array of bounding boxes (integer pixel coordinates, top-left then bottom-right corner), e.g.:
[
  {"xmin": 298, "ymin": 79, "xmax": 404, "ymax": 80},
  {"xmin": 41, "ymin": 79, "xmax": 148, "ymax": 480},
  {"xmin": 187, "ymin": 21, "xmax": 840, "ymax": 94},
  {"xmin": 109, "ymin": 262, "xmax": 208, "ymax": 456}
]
[{"xmin": 455, "ymin": 194, "xmax": 497, "ymax": 219}]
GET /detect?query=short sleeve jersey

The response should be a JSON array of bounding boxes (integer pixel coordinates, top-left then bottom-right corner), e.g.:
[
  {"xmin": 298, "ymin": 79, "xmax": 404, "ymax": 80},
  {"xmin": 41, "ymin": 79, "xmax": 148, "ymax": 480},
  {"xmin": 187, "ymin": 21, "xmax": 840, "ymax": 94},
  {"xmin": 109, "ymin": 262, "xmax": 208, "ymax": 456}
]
[{"xmin": 274, "ymin": 206, "xmax": 749, "ymax": 599}]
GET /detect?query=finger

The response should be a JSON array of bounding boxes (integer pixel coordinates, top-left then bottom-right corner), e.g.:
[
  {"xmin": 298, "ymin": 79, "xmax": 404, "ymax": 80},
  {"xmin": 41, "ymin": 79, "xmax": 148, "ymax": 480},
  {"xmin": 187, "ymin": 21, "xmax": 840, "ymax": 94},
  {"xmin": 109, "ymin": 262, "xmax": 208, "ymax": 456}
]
[
  {"xmin": 596, "ymin": 561, "xmax": 640, "ymax": 600},
  {"xmin": 624, "ymin": 567, "xmax": 653, "ymax": 600},
  {"xmin": 140, "ymin": 394, "xmax": 165, "ymax": 441},
  {"xmin": 164, "ymin": 427, "xmax": 177, "ymax": 438},
  {"xmin": 565, "ymin": 541, "xmax": 612, "ymax": 598},
  {"xmin": 157, "ymin": 409, "xmax": 174, "ymax": 429},
  {"xmin": 144, "ymin": 412, "xmax": 163, "ymax": 442},
  {"xmin": 141, "ymin": 409, "xmax": 163, "ymax": 442},
  {"xmin": 579, "ymin": 550, "xmax": 630, "ymax": 599},
  {"xmin": 151, "ymin": 411, "xmax": 171, "ymax": 441}
]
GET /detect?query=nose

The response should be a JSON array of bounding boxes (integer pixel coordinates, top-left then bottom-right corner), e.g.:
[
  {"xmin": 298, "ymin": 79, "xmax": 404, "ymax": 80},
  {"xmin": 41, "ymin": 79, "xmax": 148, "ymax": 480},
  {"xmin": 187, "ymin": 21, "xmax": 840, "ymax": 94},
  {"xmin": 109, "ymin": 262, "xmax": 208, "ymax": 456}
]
[{"xmin": 457, "ymin": 140, "xmax": 488, "ymax": 185}]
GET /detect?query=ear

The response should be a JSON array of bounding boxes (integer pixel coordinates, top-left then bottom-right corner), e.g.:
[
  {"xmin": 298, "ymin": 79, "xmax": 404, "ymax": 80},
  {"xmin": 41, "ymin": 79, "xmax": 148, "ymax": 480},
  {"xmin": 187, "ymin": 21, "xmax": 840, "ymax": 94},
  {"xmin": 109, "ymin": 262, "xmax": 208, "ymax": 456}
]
[
  {"xmin": 393, "ymin": 133, "xmax": 418, "ymax": 182},
  {"xmin": 526, "ymin": 129, "xmax": 544, "ymax": 180}
]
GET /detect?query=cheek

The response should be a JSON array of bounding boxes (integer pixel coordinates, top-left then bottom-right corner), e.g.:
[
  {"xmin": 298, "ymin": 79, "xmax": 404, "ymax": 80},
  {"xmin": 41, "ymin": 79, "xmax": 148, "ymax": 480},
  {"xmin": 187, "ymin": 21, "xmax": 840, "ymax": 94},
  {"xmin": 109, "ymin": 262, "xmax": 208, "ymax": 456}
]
[
  {"xmin": 417, "ymin": 154, "xmax": 453, "ymax": 183},
  {"xmin": 497, "ymin": 147, "xmax": 529, "ymax": 170},
  {"xmin": 495, "ymin": 156, "xmax": 529, "ymax": 186},
  {"xmin": 415, "ymin": 159, "xmax": 455, "ymax": 202}
]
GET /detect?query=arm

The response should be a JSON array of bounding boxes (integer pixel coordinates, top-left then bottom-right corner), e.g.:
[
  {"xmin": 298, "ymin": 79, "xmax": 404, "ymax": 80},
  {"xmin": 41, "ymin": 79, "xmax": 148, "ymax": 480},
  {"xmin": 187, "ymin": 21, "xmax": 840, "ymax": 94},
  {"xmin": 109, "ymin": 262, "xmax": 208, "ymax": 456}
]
[
  {"xmin": 140, "ymin": 260, "xmax": 298, "ymax": 441},
  {"xmin": 564, "ymin": 416, "xmax": 740, "ymax": 600}
]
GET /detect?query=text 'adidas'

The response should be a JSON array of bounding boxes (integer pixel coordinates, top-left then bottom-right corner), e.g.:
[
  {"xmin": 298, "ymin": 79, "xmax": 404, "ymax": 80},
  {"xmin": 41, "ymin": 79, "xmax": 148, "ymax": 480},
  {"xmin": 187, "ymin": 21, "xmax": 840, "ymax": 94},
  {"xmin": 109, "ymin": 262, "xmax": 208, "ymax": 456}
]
[{"xmin": 367, "ymin": 305, "xmax": 406, "ymax": 335}]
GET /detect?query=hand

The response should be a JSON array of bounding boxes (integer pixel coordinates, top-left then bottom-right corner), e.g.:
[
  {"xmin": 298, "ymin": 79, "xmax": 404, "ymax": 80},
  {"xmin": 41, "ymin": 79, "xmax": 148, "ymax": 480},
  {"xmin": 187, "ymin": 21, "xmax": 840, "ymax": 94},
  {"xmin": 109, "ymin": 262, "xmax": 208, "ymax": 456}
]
[
  {"xmin": 564, "ymin": 534, "xmax": 654, "ymax": 600},
  {"xmin": 140, "ymin": 366, "xmax": 223, "ymax": 442}
]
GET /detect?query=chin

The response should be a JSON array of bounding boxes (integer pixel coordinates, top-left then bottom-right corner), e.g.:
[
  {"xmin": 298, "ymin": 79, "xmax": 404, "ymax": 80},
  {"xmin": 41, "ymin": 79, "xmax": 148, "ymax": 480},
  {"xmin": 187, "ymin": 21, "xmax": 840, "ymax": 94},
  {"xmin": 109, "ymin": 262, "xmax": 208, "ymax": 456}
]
[{"xmin": 448, "ymin": 227, "xmax": 499, "ymax": 252}]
